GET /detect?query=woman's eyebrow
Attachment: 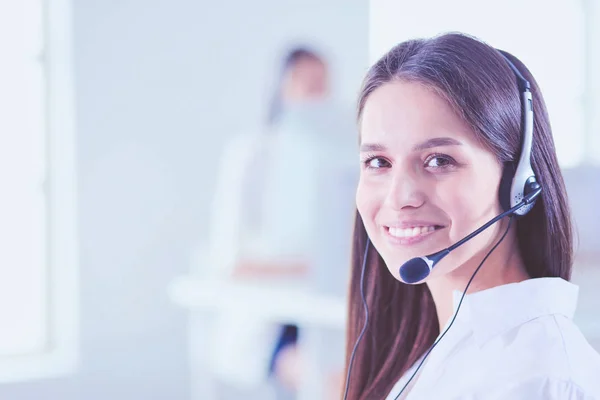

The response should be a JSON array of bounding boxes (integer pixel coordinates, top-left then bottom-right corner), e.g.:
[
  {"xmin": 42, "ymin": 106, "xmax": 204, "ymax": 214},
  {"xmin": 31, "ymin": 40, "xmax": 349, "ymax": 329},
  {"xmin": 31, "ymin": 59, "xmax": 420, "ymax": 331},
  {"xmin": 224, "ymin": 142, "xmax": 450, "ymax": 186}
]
[
  {"xmin": 359, "ymin": 143, "xmax": 386, "ymax": 152},
  {"xmin": 359, "ymin": 137, "xmax": 462, "ymax": 153},
  {"xmin": 412, "ymin": 137, "xmax": 462, "ymax": 151}
]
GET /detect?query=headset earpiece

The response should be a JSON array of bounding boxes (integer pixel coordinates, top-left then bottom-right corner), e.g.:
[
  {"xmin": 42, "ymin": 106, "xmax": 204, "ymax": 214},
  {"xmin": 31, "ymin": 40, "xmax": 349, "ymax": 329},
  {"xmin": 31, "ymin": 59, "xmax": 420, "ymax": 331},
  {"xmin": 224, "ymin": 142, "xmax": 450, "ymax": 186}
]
[
  {"xmin": 497, "ymin": 50, "xmax": 541, "ymax": 217},
  {"xmin": 499, "ymin": 162, "xmax": 516, "ymax": 212}
]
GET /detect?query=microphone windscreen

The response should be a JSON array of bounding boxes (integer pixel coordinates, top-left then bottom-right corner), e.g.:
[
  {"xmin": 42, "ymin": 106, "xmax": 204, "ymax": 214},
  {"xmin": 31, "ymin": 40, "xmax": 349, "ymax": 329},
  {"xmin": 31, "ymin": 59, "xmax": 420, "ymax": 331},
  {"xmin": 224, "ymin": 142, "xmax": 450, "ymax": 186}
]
[{"xmin": 399, "ymin": 257, "xmax": 431, "ymax": 284}]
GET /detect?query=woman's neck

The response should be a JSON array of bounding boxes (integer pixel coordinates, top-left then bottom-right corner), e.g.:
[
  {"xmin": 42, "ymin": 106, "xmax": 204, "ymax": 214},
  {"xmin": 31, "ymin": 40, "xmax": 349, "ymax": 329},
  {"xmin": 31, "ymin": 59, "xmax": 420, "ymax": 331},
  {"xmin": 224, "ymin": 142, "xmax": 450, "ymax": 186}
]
[{"xmin": 425, "ymin": 232, "xmax": 530, "ymax": 332}]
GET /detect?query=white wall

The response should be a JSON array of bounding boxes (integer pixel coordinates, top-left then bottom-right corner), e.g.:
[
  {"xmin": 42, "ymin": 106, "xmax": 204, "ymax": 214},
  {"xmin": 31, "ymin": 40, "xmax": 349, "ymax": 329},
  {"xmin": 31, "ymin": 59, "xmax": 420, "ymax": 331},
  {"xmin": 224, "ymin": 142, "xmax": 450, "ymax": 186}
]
[{"xmin": 0, "ymin": 1, "xmax": 368, "ymax": 399}]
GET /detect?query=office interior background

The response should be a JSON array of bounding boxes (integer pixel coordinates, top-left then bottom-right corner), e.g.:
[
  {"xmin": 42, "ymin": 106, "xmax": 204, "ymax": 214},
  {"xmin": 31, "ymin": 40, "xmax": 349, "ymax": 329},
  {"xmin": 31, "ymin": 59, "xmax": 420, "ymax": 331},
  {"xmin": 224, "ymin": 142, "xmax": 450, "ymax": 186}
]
[{"xmin": 1, "ymin": 0, "xmax": 599, "ymax": 399}]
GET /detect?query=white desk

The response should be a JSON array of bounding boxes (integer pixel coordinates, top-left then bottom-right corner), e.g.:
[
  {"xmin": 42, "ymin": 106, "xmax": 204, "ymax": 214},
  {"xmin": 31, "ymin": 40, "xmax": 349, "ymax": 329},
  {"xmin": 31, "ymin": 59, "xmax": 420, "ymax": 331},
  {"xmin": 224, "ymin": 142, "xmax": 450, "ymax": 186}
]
[
  {"xmin": 168, "ymin": 275, "xmax": 347, "ymax": 400},
  {"xmin": 168, "ymin": 276, "xmax": 347, "ymax": 328}
]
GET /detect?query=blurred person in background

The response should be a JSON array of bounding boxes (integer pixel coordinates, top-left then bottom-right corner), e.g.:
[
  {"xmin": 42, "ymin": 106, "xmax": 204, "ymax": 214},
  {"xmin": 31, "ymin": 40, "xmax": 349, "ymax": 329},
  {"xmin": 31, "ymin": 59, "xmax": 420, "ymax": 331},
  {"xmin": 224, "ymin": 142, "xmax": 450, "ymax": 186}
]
[{"xmin": 204, "ymin": 45, "xmax": 355, "ymax": 399}]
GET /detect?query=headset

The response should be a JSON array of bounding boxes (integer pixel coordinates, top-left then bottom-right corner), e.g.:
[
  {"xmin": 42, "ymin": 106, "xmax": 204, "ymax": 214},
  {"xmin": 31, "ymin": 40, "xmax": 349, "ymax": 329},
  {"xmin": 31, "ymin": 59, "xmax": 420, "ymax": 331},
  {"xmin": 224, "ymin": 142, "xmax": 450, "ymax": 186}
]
[{"xmin": 342, "ymin": 50, "xmax": 543, "ymax": 400}]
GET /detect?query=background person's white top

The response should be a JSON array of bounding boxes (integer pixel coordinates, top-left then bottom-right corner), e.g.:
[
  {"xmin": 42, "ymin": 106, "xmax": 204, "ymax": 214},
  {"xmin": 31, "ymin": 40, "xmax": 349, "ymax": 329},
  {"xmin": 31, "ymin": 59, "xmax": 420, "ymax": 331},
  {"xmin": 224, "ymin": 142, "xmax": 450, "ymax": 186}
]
[
  {"xmin": 203, "ymin": 100, "xmax": 357, "ymax": 388},
  {"xmin": 385, "ymin": 278, "xmax": 600, "ymax": 400},
  {"xmin": 204, "ymin": 100, "xmax": 356, "ymax": 276}
]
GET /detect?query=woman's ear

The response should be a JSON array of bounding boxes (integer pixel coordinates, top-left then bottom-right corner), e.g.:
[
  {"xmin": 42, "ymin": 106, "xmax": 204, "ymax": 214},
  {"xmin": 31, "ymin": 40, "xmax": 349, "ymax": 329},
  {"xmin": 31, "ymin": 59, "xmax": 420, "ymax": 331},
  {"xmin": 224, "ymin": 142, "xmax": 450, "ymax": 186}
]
[{"xmin": 498, "ymin": 161, "xmax": 516, "ymax": 212}]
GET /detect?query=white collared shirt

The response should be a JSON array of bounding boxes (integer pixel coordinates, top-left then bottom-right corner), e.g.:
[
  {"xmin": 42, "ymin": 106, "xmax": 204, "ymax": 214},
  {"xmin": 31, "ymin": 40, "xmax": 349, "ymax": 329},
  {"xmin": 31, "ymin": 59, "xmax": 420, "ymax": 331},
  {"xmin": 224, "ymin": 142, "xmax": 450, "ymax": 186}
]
[{"xmin": 385, "ymin": 278, "xmax": 600, "ymax": 400}]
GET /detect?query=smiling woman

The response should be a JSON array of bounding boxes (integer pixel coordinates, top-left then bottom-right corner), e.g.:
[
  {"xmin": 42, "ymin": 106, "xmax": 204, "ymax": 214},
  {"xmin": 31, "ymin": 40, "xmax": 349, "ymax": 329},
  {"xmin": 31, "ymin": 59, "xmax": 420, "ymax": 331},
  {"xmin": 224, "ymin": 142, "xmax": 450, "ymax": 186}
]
[
  {"xmin": 342, "ymin": 33, "xmax": 600, "ymax": 400},
  {"xmin": 358, "ymin": 80, "xmax": 508, "ymax": 285}
]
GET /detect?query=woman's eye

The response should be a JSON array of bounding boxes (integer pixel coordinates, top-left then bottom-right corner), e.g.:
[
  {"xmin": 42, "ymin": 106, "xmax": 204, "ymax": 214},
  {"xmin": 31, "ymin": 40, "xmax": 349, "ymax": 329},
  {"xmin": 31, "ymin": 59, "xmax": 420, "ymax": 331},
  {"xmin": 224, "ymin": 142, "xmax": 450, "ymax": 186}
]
[
  {"xmin": 425, "ymin": 154, "xmax": 456, "ymax": 169},
  {"xmin": 363, "ymin": 156, "xmax": 390, "ymax": 169}
]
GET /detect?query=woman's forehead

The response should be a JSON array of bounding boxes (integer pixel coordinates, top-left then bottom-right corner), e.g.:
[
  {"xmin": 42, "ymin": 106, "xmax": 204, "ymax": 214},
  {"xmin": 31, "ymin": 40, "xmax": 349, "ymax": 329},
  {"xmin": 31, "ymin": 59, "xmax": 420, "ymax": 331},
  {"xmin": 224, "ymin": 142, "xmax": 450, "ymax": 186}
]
[{"xmin": 359, "ymin": 81, "xmax": 477, "ymax": 148}]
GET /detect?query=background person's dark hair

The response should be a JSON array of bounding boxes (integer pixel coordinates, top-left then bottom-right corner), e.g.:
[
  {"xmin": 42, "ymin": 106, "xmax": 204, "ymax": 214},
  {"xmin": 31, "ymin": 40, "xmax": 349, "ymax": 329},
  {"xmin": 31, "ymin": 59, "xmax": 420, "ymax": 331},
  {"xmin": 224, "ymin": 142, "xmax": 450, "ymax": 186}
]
[
  {"xmin": 266, "ymin": 46, "xmax": 324, "ymax": 126},
  {"xmin": 343, "ymin": 32, "xmax": 573, "ymax": 400}
]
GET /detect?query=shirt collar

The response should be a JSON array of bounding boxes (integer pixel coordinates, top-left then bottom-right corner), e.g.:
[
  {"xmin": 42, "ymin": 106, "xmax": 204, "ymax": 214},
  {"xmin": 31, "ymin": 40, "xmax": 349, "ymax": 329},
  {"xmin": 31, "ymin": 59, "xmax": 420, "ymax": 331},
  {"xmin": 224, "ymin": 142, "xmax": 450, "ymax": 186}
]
[{"xmin": 451, "ymin": 277, "xmax": 579, "ymax": 346}]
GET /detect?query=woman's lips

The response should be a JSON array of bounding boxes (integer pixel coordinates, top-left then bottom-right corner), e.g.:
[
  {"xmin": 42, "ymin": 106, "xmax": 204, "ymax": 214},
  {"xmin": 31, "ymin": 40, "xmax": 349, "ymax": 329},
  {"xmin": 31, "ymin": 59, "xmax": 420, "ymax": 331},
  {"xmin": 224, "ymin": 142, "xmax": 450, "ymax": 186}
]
[{"xmin": 383, "ymin": 223, "xmax": 445, "ymax": 246}]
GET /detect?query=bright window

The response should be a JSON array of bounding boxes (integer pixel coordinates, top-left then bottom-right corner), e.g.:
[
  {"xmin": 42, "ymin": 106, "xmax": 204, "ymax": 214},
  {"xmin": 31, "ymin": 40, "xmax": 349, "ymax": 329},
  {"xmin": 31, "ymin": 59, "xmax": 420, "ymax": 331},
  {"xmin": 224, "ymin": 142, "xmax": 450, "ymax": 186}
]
[{"xmin": 0, "ymin": 0, "xmax": 78, "ymax": 382}]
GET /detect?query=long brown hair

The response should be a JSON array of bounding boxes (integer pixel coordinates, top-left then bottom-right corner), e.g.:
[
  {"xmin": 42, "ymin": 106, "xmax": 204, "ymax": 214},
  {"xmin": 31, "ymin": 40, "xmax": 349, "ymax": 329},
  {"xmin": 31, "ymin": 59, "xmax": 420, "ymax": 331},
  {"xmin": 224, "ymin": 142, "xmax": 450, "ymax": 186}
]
[{"xmin": 343, "ymin": 33, "xmax": 573, "ymax": 399}]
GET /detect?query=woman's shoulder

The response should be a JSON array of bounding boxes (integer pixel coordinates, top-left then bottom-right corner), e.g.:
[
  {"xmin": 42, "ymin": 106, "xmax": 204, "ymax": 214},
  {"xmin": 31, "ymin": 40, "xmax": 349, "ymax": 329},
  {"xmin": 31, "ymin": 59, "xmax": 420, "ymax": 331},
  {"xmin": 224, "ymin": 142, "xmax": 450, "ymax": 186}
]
[
  {"xmin": 456, "ymin": 314, "xmax": 600, "ymax": 399},
  {"xmin": 550, "ymin": 315, "xmax": 600, "ymax": 394},
  {"xmin": 492, "ymin": 313, "xmax": 600, "ymax": 397}
]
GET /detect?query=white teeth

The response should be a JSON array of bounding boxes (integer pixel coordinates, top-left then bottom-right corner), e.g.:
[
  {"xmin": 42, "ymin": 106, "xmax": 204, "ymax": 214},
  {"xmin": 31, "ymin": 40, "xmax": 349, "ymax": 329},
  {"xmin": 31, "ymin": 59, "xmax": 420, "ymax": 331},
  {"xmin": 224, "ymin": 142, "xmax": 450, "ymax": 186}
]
[{"xmin": 388, "ymin": 226, "xmax": 436, "ymax": 238}]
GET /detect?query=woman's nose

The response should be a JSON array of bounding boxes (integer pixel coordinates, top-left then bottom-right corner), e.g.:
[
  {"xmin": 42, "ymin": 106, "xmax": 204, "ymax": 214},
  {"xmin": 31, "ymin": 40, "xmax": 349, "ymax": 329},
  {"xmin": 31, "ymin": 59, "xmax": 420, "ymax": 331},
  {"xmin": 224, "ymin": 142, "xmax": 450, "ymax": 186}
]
[{"xmin": 383, "ymin": 169, "xmax": 426, "ymax": 211}]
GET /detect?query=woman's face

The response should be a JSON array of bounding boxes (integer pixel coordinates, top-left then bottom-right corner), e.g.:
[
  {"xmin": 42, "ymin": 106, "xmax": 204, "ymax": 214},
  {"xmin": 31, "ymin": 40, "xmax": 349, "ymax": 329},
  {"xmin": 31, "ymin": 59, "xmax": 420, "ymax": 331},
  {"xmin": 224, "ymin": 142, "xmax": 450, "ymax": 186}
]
[{"xmin": 356, "ymin": 80, "xmax": 505, "ymax": 283}]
